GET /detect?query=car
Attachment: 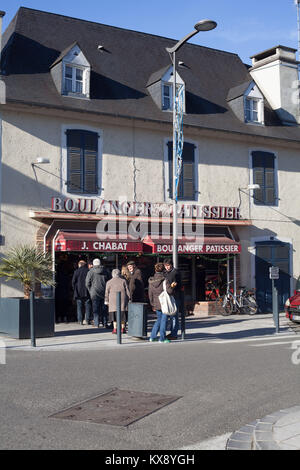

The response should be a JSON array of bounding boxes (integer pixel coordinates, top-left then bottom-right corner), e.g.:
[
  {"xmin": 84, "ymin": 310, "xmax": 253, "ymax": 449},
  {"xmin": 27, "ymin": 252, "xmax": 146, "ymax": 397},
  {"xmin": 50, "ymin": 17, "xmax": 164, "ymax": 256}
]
[{"xmin": 285, "ymin": 291, "xmax": 300, "ymax": 323}]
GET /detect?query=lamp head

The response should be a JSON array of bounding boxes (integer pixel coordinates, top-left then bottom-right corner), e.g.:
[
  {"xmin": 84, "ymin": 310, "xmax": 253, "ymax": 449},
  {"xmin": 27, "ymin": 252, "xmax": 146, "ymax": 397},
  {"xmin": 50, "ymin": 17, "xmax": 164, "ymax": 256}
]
[{"xmin": 194, "ymin": 19, "xmax": 217, "ymax": 32}]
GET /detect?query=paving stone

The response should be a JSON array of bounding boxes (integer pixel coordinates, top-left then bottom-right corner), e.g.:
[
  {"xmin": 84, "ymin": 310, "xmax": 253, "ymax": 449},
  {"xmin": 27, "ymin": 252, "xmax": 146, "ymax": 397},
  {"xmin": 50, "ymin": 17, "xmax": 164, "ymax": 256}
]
[
  {"xmin": 259, "ymin": 415, "xmax": 279, "ymax": 424},
  {"xmin": 275, "ymin": 411, "xmax": 300, "ymax": 427},
  {"xmin": 256, "ymin": 440, "xmax": 281, "ymax": 450},
  {"xmin": 278, "ymin": 434, "xmax": 300, "ymax": 449},
  {"xmin": 237, "ymin": 425, "xmax": 256, "ymax": 434},
  {"xmin": 255, "ymin": 422, "xmax": 273, "ymax": 432},
  {"xmin": 273, "ymin": 423, "xmax": 300, "ymax": 441},
  {"xmin": 229, "ymin": 432, "xmax": 253, "ymax": 442},
  {"xmin": 226, "ymin": 441, "xmax": 253, "ymax": 450},
  {"xmin": 255, "ymin": 431, "xmax": 274, "ymax": 441}
]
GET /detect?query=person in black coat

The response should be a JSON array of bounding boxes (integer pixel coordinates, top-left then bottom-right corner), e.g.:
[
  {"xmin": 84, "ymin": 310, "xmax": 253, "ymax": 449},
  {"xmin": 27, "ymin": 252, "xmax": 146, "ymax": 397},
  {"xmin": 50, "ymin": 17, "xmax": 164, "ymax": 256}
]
[
  {"xmin": 126, "ymin": 261, "xmax": 145, "ymax": 302},
  {"xmin": 72, "ymin": 260, "xmax": 92, "ymax": 325},
  {"xmin": 163, "ymin": 258, "xmax": 183, "ymax": 340}
]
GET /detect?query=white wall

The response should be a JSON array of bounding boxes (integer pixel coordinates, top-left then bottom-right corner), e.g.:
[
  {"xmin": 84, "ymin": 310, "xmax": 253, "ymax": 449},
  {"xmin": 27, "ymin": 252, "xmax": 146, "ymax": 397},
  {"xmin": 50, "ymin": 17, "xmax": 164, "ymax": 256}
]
[{"xmin": 2, "ymin": 108, "xmax": 300, "ymax": 296}]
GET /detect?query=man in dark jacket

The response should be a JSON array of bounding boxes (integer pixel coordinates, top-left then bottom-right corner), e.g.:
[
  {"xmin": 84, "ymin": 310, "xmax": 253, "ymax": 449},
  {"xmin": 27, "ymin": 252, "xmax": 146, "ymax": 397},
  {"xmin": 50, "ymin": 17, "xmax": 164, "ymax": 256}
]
[
  {"xmin": 126, "ymin": 261, "xmax": 145, "ymax": 302},
  {"xmin": 163, "ymin": 258, "xmax": 183, "ymax": 340},
  {"xmin": 85, "ymin": 258, "xmax": 109, "ymax": 328},
  {"xmin": 72, "ymin": 260, "xmax": 92, "ymax": 325}
]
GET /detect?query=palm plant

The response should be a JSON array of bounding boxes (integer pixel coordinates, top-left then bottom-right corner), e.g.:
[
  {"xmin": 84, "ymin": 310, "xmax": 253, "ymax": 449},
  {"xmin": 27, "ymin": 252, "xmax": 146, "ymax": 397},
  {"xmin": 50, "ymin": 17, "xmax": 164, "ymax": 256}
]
[{"xmin": 0, "ymin": 245, "xmax": 55, "ymax": 298}]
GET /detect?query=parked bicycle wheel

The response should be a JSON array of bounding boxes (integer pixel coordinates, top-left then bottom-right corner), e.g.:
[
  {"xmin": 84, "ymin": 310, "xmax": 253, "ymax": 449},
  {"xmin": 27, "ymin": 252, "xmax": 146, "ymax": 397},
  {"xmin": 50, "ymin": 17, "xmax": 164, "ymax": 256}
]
[
  {"xmin": 221, "ymin": 296, "xmax": 233, "ymax": 316},
  {"xmin": 242, "ymin": 296, "xmax": 258, "ymax": 315}
]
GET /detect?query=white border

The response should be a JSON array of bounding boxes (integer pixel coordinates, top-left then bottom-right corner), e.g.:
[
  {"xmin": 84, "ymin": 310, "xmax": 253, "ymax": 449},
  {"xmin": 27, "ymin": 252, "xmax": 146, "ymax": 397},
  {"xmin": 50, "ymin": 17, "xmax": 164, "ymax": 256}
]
[
  {"xmin": 163, "ymin": 137, "xmax": 199, "ymax": 203},
  {"xmin": 61, "ymin": 124, "xmax": 103, "ymax": 198}
]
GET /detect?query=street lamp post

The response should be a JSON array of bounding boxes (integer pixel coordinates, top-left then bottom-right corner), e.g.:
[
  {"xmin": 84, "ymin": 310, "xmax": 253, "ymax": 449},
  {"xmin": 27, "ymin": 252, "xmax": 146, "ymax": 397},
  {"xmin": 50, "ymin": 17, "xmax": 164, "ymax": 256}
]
[{"xmin": 166, "ymin": 20, "xmax": 217, "ymax": 268}]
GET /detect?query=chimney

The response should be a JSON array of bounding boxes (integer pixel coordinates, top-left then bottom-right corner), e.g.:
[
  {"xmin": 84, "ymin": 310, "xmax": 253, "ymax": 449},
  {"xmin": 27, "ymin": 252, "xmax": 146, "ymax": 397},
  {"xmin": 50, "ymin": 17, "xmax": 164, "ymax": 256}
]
[{"xmin": 250, "ymin": 45, "xmax": 300, "ymax": 125}]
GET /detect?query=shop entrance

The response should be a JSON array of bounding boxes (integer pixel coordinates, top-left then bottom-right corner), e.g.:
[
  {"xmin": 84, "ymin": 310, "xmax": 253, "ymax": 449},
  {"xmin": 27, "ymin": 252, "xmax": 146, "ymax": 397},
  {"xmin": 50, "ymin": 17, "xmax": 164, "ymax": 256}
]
[{"xmin": 55, "ymin": 251, "xmax": 157, "ymax": 322}]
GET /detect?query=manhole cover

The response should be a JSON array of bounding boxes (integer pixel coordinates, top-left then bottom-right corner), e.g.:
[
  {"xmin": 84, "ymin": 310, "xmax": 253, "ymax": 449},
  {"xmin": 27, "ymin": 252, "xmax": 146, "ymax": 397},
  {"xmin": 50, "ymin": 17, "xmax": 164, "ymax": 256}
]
[{"xmin": 50, "ymin": 389, "xmax": 181, "ymax": 426}]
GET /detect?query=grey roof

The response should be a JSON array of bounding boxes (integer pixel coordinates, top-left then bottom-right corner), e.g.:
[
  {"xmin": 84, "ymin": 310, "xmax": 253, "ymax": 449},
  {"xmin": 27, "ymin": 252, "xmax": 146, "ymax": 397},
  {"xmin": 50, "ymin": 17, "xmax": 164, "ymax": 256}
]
[
  {"xmin": 227, "ymin": 80, "xmax": 252, "ymax": 102},
  {"xmin": 146, "ymin": 64, "xmax": 172, "ymax": 87},
  {"xmin": 1, "ymin": 7, "xmax": 300, "ymax": 143},
  {"xmin": 50, "ymin": 41, "xmax": 78, "ymax": 68}
]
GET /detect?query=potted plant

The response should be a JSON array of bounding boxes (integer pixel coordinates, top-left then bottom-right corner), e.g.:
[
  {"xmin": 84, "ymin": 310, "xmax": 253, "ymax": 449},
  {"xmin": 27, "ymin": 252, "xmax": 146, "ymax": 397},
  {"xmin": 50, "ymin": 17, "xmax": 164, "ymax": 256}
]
[{"xmin": 0, "ymin": 245, "xmax": 56, "ymax": 339}]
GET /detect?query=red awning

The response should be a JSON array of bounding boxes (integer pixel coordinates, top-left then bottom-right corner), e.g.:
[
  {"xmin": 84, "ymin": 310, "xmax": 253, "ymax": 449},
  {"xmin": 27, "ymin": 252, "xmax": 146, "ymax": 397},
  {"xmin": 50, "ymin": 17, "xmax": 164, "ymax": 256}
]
[
  {"xmin": 142, "ymin": 236, "xmax": 241, "ymax": 255},
  {"xmin": 55, "ymin": 232, "xmax": 143, "ymax": 253}
]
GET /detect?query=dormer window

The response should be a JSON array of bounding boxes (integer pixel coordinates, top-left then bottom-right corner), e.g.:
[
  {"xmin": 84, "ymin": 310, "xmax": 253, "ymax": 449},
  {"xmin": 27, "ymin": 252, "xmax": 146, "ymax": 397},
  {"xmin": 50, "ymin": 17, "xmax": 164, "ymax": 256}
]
[
  {"xmin": 146, "ymin": 65, "xmax": 185, "ymax": 113},
  {"xmin": 161, "ymin": 67, "xmax": 185, "ymax": 113},
  {"xmin": 244, "ymin": 82, "xmax": 264, "ymax": 124},
  {"xmin": 50, "ymin": 42, "xmax": 91, "ymax": 99}
]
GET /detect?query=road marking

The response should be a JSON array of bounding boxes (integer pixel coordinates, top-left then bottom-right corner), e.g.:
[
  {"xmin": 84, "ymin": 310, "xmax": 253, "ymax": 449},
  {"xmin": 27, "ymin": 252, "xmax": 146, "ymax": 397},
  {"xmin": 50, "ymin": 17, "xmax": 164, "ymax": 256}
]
[
  {"xmin": 180, "ymin": 433, "xmax": 231, "ymax": 450},
  {"xmin": 213, "ymin": 334, "xmax": 300, "ymax": 345},
  {"xmin": 251, "ymin": 341, "xmax": 298, "ymax": 347}
]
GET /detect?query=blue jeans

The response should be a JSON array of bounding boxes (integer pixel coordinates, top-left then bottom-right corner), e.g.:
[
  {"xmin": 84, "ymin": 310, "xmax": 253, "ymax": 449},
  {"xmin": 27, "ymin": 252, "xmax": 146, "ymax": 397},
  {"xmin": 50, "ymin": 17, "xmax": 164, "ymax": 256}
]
[
  {"xmin": 91, "ymin": 298, "xmax": 106, "ymax": 327},
  {"xmin": 168, "ymin": 297, "xmax": 181, "ymax": 337},
  {"xmin": 76, "ymin": 298, "xmax": 92, "ymax": 323},
  {"xmin": 150, "ymin": 310, "xmax": 168, "ymax": 342}
]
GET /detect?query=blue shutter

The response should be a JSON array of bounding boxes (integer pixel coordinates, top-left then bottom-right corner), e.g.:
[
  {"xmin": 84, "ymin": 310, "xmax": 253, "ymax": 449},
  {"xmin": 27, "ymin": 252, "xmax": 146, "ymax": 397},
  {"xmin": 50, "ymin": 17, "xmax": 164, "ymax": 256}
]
[
  {"xmin": 67, "ymin": 130, "xmax": 98, "ymax": 194},
  {"xmin": 252, "ymin": 151, "xmax": 276, "ymax": 205},
  {"xmin": 168, "ymin": 141, "xmax": 195, "ymax": 200}
]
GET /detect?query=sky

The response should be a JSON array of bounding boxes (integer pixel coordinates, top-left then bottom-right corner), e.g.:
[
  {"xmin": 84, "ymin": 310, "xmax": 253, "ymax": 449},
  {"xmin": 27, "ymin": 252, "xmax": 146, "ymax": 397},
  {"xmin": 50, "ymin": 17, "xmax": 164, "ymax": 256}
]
[{"xmin": 1, "ymin": 0, "xmax": 300, "ymax": 64}]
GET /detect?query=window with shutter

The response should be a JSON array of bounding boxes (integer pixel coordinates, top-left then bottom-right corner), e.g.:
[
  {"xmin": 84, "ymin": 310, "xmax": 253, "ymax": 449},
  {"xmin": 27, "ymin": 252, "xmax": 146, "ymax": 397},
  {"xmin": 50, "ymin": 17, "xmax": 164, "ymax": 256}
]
[
  {"xmin": 168, "ymin": 141, "xmax": 196, "ymax": 200},
  {"xmin": 252, "ymin": 151, "xmax": 276, "ymax": 205},
  {"xmin": 67, "ymin": 130, "xmax": 98, "ymax": 194}
]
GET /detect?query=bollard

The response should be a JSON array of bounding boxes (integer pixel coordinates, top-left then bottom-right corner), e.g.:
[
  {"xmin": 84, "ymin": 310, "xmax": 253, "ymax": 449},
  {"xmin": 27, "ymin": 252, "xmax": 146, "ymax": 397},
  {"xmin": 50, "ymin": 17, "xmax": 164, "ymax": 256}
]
[
  {"xmin": 272, "ymin": 279, "xmax": 280, "ymax": 334},
  {"xmin": 116, "ymin": 291, "xmax": 122, "ymax": 345},
  {"xmin": 30, "ymin": 290, "xmax": 36, "ymax": 347}
]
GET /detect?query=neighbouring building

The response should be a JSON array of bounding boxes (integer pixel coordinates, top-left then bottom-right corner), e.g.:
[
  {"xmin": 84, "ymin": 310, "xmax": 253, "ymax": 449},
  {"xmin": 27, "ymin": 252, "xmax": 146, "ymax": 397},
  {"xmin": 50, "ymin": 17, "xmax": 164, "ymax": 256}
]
[{"xmin": 1, "ymin": 7, "xmax": 300, "ymax": 316}]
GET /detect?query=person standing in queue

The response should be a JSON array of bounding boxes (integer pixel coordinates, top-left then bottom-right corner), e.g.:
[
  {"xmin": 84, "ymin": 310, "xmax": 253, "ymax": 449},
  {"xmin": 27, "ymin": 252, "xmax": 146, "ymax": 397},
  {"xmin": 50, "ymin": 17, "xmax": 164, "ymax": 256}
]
[
  {"xmin": 72, "ymin": 260, "xmax": 92, "ymax": 325},
  {"xmin": 105, "ymin": 269, "xmax": 130, "ymax": 334},
  {"xmin": 126, "ymin": 260, "xmax": 145, "ymax": 302},
  {"xmin": 85, "ymin": 258, "xmax": 108, "ymax": 328},
  {"xmin": 148, "ymin": 263, "xmax": 173, "ymax": 343},
  {"xmin": 163, "ymin": 258, "xmax": 182, "ymax": 340}
]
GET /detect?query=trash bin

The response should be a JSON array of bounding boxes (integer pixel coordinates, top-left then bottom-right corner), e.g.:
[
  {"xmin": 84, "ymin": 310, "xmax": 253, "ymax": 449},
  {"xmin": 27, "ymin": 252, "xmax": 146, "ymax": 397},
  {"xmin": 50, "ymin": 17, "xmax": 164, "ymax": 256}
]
[{"xmin": 127, "ymin": 302, "xmax": 148, "ymax": 339}]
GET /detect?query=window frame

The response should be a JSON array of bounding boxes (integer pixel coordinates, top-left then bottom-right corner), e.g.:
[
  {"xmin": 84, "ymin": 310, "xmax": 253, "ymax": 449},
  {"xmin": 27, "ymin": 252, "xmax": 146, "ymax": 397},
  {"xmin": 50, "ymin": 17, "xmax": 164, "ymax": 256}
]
[
  {"xmin": 162, "ymin": 82, "xmax": 172, "ymax": 111},
  {"xmin": 164, "ymin": 138, "xmax": 199, "ymax": 202},
  {"xmin": 161, "ymin": 67, "xmax": 185, "ymax": 113},
  {"xmin": 245, "ymin": 97, "xmax": 263, "ymax": 124},
  {"xmin": 63, "ymin": 63, "xmax": 86, "ymax": 96},
  {"xmin": 249, "ymin": 149, "xmax": 278, "ymax": 207},
  {"xmin": 61, "ymin": 125, "xmax": 103, "ymax": 198}
]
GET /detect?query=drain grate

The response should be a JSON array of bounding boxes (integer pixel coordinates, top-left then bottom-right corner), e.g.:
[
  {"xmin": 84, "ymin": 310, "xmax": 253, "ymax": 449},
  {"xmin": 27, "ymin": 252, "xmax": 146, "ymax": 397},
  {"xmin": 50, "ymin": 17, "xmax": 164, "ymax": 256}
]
[{"xmin": 50, "ymin": 389, "xmax": 181, "ymax": 427}]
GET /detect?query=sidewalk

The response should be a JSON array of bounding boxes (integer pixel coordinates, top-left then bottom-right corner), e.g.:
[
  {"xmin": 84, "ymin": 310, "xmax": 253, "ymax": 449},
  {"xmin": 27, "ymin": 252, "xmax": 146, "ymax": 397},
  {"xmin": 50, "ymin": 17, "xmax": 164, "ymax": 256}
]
[
  {"xmin": 226, "ymin": 406, "xmax": 300, "ymax": 450},
  {"xmin": 0, "ymin": 312, "xmax": 294, "ymax": 352}
]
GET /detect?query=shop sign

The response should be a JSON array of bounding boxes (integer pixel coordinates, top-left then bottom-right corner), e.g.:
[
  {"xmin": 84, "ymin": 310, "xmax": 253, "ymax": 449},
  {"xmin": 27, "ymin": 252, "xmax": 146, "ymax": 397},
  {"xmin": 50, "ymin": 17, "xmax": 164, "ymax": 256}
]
[
  {"xmin": 55, "ymin": 239, "xmax": 142, "ymax": 252},
  {"xmin": 51, "ymin": 197, "xmax": 241, "ymax": 220},
  {"xmin": 154, "ymin": 243, "xmax": 241, "ymax": 254}
]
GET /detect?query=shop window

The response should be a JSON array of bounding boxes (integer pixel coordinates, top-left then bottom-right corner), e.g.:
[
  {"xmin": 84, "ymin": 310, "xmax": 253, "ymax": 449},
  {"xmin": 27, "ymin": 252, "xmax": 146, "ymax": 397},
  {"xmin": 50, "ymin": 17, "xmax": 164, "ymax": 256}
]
[
  {"xmin": 167, "ymin": 141, "xmax": 196, "ymax": 201},
  {"xmin": 66, "ymin": 129, "xmax": 99, "ymax": 194},
  {"xmin": 251, "ymin": 151, "xmax": 277, "ymax": 206}
]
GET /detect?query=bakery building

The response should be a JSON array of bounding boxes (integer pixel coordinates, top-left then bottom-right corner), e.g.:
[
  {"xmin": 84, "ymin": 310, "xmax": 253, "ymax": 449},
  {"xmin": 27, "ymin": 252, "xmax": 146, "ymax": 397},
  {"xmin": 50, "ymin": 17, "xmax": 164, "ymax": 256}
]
[{"xmin": 1, "ymin": 7, "xmax": 300, "ymax": 316}]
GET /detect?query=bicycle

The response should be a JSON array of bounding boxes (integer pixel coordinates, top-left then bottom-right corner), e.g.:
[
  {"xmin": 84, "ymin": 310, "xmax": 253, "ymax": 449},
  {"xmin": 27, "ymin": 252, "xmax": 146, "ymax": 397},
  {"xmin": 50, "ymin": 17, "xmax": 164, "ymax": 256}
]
[
  {"xmin": 216, "ymin": 281, "xmax": 258, "ymax": 316},
  {"xmin": 215, "ymin": 281, "xmax": 232, "ymax": 316}
]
